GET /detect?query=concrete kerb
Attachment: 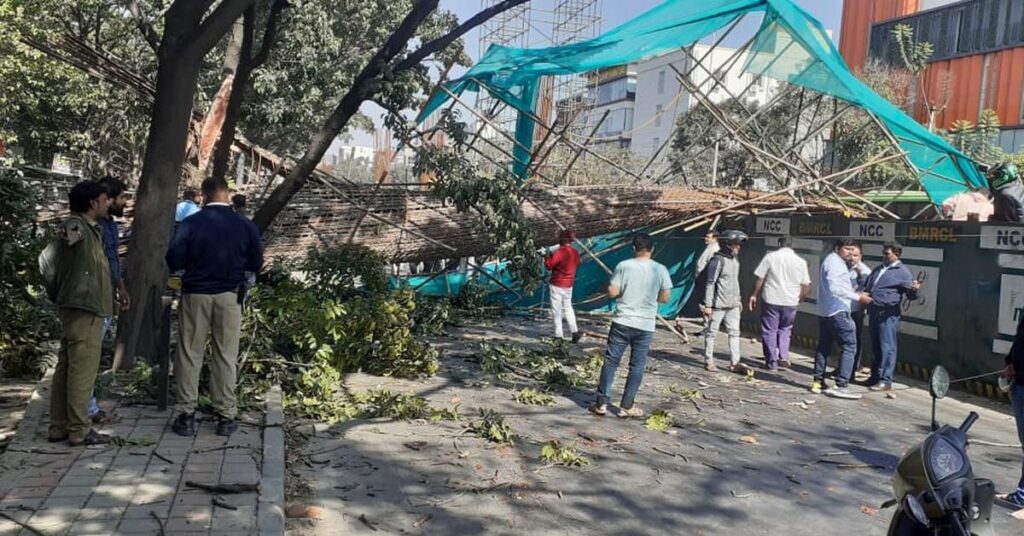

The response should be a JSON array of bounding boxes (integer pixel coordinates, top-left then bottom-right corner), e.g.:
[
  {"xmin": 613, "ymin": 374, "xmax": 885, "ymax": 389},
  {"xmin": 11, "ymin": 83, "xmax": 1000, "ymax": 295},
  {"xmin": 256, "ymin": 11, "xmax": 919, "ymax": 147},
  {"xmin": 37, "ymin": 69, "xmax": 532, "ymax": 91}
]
[
  {"xmin": 3, "ymin": 367, "xmax": 55, "ymax": 457},
  {"xmin": 258, "ymin": 384, "xmax": 285, "ymax": 536}
]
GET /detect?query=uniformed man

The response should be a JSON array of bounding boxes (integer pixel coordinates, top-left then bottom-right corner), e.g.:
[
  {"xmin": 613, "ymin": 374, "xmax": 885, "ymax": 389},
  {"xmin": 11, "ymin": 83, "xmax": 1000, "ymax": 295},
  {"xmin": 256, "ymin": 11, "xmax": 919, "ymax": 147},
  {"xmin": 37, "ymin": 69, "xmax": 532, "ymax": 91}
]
[
  {"xmin": 167, "ymin": 177, "xmax": 263, "ymax": 437},
  {"xmin": 47, "ymin": 181, "xmax": 113, "ymax": 446}
]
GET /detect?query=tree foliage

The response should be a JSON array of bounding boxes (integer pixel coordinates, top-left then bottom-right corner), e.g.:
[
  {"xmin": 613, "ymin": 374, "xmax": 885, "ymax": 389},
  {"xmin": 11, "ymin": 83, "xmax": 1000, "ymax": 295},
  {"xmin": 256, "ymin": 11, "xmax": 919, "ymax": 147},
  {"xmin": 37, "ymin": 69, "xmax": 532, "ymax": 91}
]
[
  {"xmin": 0, "ymin": 165, "xmax": 57, "ymax": 378},
  {"xmin": 0, "ymin": 0, "xmax": 152, "ymax": 176}
]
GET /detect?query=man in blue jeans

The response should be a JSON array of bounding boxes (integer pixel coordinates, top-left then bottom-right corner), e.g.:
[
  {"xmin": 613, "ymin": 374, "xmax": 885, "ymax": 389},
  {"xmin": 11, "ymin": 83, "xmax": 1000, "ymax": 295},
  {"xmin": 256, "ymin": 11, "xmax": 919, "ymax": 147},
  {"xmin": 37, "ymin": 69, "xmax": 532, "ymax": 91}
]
[
  {"xmin": 1001, "ymin": 314, "xmax": 1024, "ymax": 508},
  {"xmin": 812, "ymin": 239, "xmax": 872, "ymax": 399},
  {"xmin": 864, "ymin": 242, "xmax": 920, "ymax": 391},
  {"xmin": 589, "ymin": 233, "xmax": 672, "ymax": 418}
]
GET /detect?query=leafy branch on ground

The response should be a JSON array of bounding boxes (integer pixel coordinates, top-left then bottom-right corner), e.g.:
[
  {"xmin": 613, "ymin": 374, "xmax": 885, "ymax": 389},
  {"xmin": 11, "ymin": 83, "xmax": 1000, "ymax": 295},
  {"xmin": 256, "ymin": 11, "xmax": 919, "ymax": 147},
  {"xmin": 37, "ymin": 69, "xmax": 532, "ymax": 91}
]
[
  {"xmin": 540, "ymin": 440, "xmax": 590, "ymax": 467},
  {"xmin": 513, "ymin": 387, "xmax": 554, "ymax": 406},
  {"xmin": 645, "ymin": 409, "xmax": 675, "ymax": 432},
  {"xmin": 468, "ymin": 409, "xmax": 516, "ymax": 444},
  {"xmin": 352, "ymin": 388, "xmax": 460, "ymax": 422},
  {"xmin": 238, "ymin": 245, "xmax": 442, "ymax": 422}
]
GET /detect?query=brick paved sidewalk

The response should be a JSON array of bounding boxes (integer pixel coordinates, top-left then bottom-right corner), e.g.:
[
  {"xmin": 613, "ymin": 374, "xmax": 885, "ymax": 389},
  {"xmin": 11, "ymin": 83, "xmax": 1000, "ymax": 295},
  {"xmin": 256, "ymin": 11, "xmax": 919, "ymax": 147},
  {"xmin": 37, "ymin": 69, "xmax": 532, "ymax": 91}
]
[{"xmin": 0, "ymin": 394, "xmax": 276, "ymax": 535}]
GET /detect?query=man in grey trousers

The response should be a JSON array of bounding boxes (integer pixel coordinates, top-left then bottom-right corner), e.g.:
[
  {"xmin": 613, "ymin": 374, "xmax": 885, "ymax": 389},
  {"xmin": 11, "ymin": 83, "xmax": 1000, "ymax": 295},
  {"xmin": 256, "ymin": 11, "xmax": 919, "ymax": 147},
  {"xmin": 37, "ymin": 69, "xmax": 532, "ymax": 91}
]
[{"xmin": 701, "ymin": 230, "xmax": 747, "ymax": 372}]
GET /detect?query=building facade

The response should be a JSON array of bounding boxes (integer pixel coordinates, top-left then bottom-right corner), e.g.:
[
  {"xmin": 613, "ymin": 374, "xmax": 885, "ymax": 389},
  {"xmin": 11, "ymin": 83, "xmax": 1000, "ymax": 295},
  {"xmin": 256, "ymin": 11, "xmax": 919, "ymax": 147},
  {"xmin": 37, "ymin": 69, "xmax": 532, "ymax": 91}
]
[
  {"xmin": 839, "ymin": 0, "xmax": 1024, "ymax": 153},
  {"xmin": 566, "ymin": 44, "xmax": 779, "ymax": 157}
]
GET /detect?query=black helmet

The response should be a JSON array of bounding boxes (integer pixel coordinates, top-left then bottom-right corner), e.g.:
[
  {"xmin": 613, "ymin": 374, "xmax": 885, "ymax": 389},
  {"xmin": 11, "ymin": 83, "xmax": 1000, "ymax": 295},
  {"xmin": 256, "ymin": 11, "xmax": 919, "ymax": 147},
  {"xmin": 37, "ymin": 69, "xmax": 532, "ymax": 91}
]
[{"xmin": 720, "ymin": 229, "xmax": 748, "ymax": 246}]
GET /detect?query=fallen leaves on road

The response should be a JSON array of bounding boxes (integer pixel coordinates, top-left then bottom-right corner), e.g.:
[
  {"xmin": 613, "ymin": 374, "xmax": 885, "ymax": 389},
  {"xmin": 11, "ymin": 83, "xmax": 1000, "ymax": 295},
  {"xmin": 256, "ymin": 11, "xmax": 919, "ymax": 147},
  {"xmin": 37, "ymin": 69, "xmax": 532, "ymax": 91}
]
[
  {"xmin": 860, "ymin": 505, "xmax": 879, "ymax": 516},
  {"xmin": 738, "ymin": 435, "xmax": 759, "ymax": 445}
]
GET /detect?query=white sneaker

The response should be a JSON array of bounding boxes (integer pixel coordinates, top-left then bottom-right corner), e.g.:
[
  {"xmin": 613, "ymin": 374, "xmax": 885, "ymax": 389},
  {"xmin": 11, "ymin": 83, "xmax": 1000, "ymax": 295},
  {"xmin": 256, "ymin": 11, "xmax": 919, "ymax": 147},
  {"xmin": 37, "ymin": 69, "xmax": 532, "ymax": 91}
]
[{"xmin": 824, "ymin": 386, "xmax": 862, "ymax": 400}]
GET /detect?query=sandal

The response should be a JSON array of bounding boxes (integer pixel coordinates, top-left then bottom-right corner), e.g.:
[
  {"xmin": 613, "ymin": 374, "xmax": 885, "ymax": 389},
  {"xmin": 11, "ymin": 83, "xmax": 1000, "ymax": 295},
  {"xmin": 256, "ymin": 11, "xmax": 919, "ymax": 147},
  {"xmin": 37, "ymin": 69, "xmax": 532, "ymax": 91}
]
[
  {"xmin": 588, "ymin": 403, "xmax": 607, "ymax": 416},
  {"xmin": 617, "ymin": 406, "xmax": 644, "ymax": 418},
  {"xmin": 704, "ymin": 363, "xmax": 718, "ymax": 372}
]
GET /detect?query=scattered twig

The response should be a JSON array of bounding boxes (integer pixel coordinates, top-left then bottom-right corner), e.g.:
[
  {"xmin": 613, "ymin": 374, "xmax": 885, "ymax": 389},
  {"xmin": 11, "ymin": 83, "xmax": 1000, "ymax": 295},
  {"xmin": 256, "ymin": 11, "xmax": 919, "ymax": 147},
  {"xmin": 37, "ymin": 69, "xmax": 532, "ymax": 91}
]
[
  {"xmin": 702, "ymin": 461, "xmax": 724, "ymax": 472},
  {"xmin": 212, "ymin": 497, "xmax": 238, "ymax": 511},
  {"xmin": 152, "ymin": 451, "xmax": 175, "ymax": 464},
  {"xmin": 149, "ymin": 511, "xmax": 165, "ymax": 536},
  {"xmin": 192, "ymin": 445, "xmax": 248, "ymax": 454},
  {"xmin": 6, "ymin": 448, "xmax": 69, "ymax": 455},
  {"xmin": 358, "ymin": 513, "xmax": 378, "ymax": 531},
  {"xmin": 0, "ymin": 511, "xmax": 43, "ymax": 535},
  {"xmin": 816, "ymin": 460, "xmax": 887, "ymax": 470},
  {"xmin": 972, "ymin": 440, "xmax": 1021, "ymax": 449},
  {"xmin": 185, "ymin": 481, "xmax": 259, "ymax": 494}
]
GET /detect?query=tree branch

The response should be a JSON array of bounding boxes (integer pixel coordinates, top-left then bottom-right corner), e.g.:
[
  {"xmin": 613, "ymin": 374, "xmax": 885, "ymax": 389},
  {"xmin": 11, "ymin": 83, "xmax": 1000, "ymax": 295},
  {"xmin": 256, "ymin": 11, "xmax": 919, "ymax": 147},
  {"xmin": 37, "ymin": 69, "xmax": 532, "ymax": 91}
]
[
  {"xmin": 394, "ymin": 0, "xmax": 530, "ymax": 72},
  {"xmin": 123, "ymin": 0, "xmax": 160, "ymax": 51},
  {"xmin": 248, "ymin": 0, "xmax": 288, "ymax": 68},
  {"xmin": 189, "ymin": 0, "xmax": 258, "ymax": 59}
]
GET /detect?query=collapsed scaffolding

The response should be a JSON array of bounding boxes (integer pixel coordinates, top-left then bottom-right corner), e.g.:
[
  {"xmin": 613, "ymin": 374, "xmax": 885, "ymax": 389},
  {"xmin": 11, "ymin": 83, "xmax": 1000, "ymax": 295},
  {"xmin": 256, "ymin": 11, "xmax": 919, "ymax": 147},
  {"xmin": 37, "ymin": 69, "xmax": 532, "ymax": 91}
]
[{"xmin": 23, "ymin": 1, "xmax": 988, "ymax": 321}]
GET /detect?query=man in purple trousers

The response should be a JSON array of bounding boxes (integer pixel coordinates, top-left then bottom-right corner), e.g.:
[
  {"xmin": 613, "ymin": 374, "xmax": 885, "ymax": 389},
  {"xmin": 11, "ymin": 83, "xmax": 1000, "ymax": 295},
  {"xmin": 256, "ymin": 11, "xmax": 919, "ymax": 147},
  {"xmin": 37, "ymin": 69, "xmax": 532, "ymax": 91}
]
[{"xmin": 748, "ymin": 236, "xmax": 810, "ymax": 371}]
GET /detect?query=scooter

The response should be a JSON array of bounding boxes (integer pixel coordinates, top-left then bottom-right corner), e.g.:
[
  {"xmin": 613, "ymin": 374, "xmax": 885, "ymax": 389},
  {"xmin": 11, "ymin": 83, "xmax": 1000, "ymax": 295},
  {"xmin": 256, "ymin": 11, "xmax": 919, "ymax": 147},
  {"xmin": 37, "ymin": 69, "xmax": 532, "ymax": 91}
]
[{"xmin": 885, "ymin": 365, "xmax": 995, "ymax": 535}]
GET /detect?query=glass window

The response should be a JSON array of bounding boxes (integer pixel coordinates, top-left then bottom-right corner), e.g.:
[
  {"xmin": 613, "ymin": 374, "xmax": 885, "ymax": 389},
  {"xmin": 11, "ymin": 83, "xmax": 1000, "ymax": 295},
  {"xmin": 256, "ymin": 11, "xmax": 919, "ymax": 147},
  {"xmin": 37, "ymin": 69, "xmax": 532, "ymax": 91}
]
[
  {"xmin": 657, "ymin": 70, "xmax": 666, "ymax": 94},
  {"xmin": 652, "ymin": 137, "xmax": 661, "ymax": 152},
  {"xmin": 594, "ymin": 77, "xmax": 636, "ymax": 105},
  {"xmin": 596, "ymin": 108, "xmax": 634, "ymax": 137},
  {"xmin": 654, "ymin": 104, "xmax": 663, "ymax": 127}
]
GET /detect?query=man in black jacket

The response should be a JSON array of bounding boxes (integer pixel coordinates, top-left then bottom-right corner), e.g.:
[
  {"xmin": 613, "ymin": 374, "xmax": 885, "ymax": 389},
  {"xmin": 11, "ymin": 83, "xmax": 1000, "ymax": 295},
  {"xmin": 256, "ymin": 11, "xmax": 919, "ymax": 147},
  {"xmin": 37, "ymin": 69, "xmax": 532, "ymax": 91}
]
[
  {"xmin": 1003, "ymin": 315, "xmax": 1024, "ymax": 508},
  {"xmin": 166, "ymin": 177, "xmax": 263, "ymax": 437}
]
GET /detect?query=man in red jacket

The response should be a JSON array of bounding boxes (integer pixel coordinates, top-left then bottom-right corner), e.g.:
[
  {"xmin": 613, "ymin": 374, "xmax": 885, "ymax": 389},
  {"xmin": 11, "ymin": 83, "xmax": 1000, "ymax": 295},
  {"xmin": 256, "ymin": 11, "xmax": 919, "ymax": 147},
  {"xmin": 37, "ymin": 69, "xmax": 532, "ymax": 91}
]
[{"xmin": 544, "ymin": 229, "xmax": 582, "ymax": 342}]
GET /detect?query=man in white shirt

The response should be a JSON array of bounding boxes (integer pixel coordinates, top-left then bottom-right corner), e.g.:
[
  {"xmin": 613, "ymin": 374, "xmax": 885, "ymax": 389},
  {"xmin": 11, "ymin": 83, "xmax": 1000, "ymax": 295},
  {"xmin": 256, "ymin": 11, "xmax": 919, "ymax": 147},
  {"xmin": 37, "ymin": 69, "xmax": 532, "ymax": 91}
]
[
  {"xmin": 696, "ymin": 230, "xmax": 719, "ymax": 273},
  {"xmin": 748, "ymin": 236, "xmax": 810, "ymax": 371}
]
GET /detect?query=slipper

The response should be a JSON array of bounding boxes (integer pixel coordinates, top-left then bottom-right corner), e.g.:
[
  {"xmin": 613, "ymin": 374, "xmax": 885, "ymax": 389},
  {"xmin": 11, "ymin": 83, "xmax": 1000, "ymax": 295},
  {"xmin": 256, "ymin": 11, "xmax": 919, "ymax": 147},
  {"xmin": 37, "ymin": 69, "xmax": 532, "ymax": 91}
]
[
  {"xmin": 617, "ymin": 406, "xmax": 644, "ymax": 418},
  {"xmin": 68, "ymin": 429, "xmax": 111, "ymax": 447}
]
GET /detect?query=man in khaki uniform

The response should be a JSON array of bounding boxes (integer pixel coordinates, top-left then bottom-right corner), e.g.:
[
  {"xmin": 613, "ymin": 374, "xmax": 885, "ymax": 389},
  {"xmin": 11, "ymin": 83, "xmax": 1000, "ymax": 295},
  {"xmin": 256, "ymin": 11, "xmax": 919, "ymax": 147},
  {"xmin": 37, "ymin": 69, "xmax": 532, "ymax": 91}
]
[
  {"xmin": 166, "ymin": 177, "xmax": 262, "ymax": 437},
  {"xmin": 47, "ymin": 181, "xmax": 112, "ymax": 445}
]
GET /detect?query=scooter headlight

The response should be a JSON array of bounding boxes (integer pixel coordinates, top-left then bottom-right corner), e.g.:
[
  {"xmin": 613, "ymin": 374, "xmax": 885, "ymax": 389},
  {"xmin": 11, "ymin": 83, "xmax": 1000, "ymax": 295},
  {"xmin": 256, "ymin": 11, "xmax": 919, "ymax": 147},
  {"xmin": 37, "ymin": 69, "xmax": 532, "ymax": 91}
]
[
  {"xmin": 928, "ymin": 437, "xmax": 965, "ymax": 482},
  {"xmin": 904, "ymin": 494, "xmax": 930, "ymax": 526}
]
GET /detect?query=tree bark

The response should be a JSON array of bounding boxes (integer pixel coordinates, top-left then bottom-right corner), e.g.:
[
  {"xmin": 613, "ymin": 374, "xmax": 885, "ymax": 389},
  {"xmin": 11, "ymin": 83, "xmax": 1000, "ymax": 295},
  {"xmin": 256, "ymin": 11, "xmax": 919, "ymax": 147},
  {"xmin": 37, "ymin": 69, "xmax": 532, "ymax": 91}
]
[
  {"xmin": 210, "ymin": 0, "xmax": 287, "ymax": 180},
  {"xmin": 114, "ymin": 0, "xmax": 258, "ymax": 370}
]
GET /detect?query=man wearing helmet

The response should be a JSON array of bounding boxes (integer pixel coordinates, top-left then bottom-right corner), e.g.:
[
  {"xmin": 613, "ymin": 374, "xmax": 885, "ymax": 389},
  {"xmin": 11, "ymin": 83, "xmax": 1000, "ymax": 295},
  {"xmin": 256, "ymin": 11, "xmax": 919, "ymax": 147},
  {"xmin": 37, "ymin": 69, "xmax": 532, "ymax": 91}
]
[
  {"xmin": 701, "ymin": 229, "xmax": 747, "ymax": 372},
  {"xmin": 987, "ymin": 163, "xmax": 1024, "ymax": 223}
]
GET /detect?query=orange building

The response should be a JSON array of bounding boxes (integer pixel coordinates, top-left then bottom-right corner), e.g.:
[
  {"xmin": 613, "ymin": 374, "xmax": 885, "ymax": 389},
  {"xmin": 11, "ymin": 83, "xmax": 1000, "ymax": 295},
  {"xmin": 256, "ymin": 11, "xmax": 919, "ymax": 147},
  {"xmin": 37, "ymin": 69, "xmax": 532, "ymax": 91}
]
[{"xmin": 839, "ymin": 0, "xmax": 1024, "ymax": 153}]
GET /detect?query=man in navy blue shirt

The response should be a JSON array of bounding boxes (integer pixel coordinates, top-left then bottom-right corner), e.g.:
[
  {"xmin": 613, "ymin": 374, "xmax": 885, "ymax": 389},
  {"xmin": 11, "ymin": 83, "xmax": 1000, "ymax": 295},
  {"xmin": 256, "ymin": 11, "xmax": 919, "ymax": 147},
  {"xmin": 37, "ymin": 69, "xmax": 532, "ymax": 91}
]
[
  {"xmin": 167, "ymin": 177, "xmax": 263, "ymax": 437},
  {"xmin": 864, "ymin": 242, "xmax": 920, "ymax": 391},
  {"xmin": 86, "ymin": 176, "xmax": 131, "ymax": 423}
]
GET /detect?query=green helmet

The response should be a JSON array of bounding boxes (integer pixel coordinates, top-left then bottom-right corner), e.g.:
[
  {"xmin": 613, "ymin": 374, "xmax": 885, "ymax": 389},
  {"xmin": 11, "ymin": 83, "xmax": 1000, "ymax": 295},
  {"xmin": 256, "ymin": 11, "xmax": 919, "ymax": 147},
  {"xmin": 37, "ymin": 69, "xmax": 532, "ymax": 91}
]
[{"xmin": 988, "ymin": 162, "xmax": 1020, "ymax": 189}]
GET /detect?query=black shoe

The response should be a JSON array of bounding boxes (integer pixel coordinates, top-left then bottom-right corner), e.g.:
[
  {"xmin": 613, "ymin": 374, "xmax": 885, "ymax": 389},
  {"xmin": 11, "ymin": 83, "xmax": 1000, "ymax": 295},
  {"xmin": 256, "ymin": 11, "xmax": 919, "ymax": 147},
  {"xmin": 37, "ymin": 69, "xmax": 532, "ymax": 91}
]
[
  {"xmin": 571, "ymin": 332, "xmax": 582, "ymax": 344},
  {"xmin": 172, "ymin": 412, "xmax": 196, "ymax": 437},
  {"xmin": 216, "ymin": 416, "xmax": 237, "ymax": 437},
  {"xmin": 90, "ymin": 409, "xmax": 107, "ymax": 424},
  {"xmin": 68, "ymin": 429, "xmax": 111, "ymax": 446}
]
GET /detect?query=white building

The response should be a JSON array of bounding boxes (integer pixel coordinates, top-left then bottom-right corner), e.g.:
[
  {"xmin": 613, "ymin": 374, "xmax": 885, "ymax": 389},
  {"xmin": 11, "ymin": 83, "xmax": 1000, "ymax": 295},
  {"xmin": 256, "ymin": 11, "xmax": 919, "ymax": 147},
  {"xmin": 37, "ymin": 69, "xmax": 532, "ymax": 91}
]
[
  {"xmin": 631, "ymin": 44, "xmax": 779, "ymax": 156},
  {"xmin": 562, "ymin": 44, "xmax": 781, "ymax": 159}
]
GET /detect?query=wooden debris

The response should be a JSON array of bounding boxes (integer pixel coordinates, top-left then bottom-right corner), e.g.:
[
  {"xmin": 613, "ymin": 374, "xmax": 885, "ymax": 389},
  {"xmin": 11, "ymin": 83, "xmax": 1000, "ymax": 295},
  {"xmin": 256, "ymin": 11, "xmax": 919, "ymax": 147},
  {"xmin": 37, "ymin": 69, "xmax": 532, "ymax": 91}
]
[{"xmin": 185, "ymin": 481, "xmax": 259, "ymax": 494}]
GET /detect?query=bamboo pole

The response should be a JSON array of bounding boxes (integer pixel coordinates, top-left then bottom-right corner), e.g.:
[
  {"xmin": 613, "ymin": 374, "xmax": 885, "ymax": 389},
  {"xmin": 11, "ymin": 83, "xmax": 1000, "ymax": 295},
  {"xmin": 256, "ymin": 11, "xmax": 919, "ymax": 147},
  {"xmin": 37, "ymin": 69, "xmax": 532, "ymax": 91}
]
[{"xmin": 651, "ymin": 153, "xmax": 907, "ymax": 237}]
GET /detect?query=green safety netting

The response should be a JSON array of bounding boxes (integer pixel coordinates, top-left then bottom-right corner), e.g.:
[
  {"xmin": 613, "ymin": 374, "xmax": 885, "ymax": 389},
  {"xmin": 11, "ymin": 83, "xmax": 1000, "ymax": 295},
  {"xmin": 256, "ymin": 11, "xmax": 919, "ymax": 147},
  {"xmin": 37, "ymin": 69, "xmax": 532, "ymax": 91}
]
[
  {"xmin": 393, "ymin": 228, "xmax": 706, "ymax": 316},
  {"xmin": 421, "ymin": 0, "xmax": 985, "ymax": 204}
]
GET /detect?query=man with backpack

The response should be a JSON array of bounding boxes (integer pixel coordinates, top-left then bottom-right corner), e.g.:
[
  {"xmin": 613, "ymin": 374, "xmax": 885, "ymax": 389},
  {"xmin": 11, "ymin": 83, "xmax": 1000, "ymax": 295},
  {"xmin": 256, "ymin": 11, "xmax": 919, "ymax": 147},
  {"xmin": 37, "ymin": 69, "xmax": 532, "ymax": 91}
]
[
  {"xmin": 700, "ymin": 230, "xmax": 747, "ymax": 372},
  {"xmin": 41, "ymin": 181, "xmax": 112, "ymax": 446}
]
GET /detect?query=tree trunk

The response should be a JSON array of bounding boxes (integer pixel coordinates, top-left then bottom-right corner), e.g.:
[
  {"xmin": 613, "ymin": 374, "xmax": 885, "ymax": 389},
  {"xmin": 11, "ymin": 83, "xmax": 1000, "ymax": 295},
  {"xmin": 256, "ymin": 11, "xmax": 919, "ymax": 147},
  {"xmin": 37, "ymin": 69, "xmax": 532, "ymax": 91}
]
[
  {"xmin": 114, "ymin": 0, "xmax": 257, "ymax": 369},
  {"xmin": 115, "ymin": 55, "xmax": 203, "ymax": 370},
  {"xmin": 209, "ymin": 8, "xmax": 256, "ymax": 180},
  {"xmin": 251, "ymin": 2, "xmax": 442, "ymax": 233}
]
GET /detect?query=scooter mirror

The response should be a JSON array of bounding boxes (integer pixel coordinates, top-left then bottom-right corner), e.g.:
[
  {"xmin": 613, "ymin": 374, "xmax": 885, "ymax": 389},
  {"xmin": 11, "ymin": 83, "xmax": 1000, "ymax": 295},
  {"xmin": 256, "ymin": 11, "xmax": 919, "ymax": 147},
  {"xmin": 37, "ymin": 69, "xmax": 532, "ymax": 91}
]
[{"xmin": 930, "ymin": 365, "xmax": 950, "ymax": 399}]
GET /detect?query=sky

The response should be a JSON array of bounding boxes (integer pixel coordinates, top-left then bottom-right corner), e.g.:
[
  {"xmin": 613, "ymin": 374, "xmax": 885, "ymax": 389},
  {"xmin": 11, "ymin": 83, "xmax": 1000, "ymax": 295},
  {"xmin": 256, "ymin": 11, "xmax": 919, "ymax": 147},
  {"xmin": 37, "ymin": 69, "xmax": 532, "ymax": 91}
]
[{"xmin": 346, "ymin": 0, "xmax": 845, "ymax": 147}]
